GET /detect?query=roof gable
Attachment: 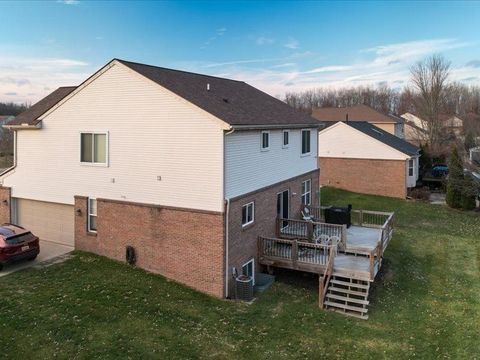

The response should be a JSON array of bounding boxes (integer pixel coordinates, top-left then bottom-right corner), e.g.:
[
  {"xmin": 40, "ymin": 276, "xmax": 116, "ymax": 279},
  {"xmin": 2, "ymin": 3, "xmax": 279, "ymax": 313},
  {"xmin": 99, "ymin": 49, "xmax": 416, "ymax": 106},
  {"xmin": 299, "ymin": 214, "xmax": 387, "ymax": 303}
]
[
  {"xmin": 346, "ymin": 121, "xmax": 419, "ymax": 156},
  {"xmin": 117, "ymin": 59, "xmax": 318, "ymax": 128}
]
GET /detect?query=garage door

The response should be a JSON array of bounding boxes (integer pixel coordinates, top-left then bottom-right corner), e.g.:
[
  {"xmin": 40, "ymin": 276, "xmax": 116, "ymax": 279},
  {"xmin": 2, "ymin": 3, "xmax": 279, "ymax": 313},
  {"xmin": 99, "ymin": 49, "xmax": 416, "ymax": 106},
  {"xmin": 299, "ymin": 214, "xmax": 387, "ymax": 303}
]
[{"xmin": 14, "ymin": 198, "xmax": 74, "ymax": 246}]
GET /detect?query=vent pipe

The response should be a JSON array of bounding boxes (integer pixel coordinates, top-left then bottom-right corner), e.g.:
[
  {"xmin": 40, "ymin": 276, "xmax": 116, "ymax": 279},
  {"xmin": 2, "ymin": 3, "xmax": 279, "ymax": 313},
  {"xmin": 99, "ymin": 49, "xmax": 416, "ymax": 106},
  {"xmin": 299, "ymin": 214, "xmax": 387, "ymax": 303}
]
[
  {"xmin": 207, "ymin": 83, "xmax": 210, "ymax": 91},
  {"xmin": 345, "ymin": 113, "xmax": 349, "ymax": 122}
]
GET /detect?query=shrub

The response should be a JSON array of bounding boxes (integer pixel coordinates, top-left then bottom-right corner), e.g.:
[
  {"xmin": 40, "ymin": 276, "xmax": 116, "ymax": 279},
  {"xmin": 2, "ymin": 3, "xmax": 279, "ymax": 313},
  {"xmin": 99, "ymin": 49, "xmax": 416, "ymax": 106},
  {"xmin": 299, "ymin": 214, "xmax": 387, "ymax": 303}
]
[
  {"xmin": 409, "ymin": 187, "xmax": 430, "ymax": 201},
  {"xmin": 461, "ymin": 175, "xmax": 478, "ymax": 210}
]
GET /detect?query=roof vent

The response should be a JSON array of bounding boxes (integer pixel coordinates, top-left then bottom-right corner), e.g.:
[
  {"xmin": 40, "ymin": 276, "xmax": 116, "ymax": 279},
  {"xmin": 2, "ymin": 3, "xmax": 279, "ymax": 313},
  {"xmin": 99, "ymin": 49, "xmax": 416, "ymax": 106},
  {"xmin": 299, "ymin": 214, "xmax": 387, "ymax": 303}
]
[
  {"xmin": 223, "ymin": 98, "xmax": 229, "ymax": 103},
  {"xmin": 207, "ymin": 83, "xmax": 210, "ymax": 91},
  {"xmin": 372, "ymin": 128, "xmax": 384, "ymax": 136}
]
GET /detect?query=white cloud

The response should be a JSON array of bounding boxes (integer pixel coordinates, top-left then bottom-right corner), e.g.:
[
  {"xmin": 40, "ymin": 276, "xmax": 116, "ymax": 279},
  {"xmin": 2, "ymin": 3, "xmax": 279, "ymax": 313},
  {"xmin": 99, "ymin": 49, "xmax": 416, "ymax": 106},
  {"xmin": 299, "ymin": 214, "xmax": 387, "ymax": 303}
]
[
  {"xmin": 0, "ymin": 55, "xmax": 91, "ymax": 103},
  {"xmin": 284, "ymin": 37, "xmax": 299, "ymax": 49},
  {"xmin": 57, "ymin": 0, "xmax": 80, "ymax": 5},
  {"xmin": 256, "ymin": 36, "xmax": 275, "ymax": 45}
]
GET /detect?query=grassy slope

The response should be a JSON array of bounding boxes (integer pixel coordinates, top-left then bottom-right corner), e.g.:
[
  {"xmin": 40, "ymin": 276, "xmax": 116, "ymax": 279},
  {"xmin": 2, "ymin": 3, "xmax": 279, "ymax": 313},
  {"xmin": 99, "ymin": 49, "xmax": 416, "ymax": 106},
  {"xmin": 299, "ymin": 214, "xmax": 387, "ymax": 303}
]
[{"xmin": 0, "ymin": 188, "xmax": 479, "ymax": 359}]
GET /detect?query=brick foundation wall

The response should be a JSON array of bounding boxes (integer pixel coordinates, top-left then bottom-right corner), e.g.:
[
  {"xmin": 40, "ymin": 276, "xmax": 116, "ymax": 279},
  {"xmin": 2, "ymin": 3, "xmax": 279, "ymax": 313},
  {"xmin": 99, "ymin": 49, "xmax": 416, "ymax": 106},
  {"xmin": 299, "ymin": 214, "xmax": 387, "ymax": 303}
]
[
  {"xmin": 227, "ymin": 169, "xmax": 319, "ymax": 297},
  {"xmin": 75, "ymin": 196, "xmax": 225, "ymax": 298},
  {"xmin": 0, "ymin": 186, "xmax": 11, "ymax": 224},
  {"xmin": 319, "ymin": 157, "xmax": 407, "ymax": 199}
]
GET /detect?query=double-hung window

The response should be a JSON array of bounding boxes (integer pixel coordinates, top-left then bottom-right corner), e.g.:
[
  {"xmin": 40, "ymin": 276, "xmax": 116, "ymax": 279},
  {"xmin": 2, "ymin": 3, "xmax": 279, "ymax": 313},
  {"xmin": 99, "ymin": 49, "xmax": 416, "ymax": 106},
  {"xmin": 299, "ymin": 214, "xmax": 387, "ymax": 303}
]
[
  {"xmin": 242, "ymin": 202, "xmax": 254, "ymax": 227},
  {"xmin": 81, "ymin": 132, "xmax": 108, "ymax": 165},
  {"xmin": 282, "ymin": 130, "xmax": 289, "ymax": 148},
  {"xmin": 88, "ymin": 198, "xmax": 97, "ymax": 233},
  {"xmin": 301, "ymin": 179, "xmax": 312, "ymax": 205},
  {"xmin": 408, "ymin": 159, "xmax": 414, "ymax": 177},
  {"xmin": 261, "ymin": 131, "xmax": 270, "ymax": 151},
  {"xmin": 301, "ymin": 129, "xmax": 311, "ymax": 155}
]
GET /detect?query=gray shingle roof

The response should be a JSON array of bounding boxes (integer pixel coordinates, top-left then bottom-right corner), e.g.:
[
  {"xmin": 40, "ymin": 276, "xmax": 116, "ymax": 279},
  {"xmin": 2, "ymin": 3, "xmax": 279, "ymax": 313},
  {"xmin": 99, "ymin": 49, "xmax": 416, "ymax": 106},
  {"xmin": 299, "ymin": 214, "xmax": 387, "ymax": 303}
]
[
  {"xmin": 346, "ymin": 121, "xmax": 419, "ymax": 156},
  {"xmin": 117, "ymin": 59, "xmax": 319, "ymax": 128},
  {"xmin": 7, "ymin": 87, "xmax": 77, "ymax": 126}
]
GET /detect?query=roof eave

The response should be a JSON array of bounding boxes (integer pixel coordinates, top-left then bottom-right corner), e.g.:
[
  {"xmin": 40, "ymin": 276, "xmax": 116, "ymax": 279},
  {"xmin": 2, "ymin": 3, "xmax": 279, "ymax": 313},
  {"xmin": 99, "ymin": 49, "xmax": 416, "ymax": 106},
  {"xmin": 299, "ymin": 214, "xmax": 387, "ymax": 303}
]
[
  {"xmin": 3, "ymin": 122, "xmax": 42, "ymax": 130},
  {"xmin": 231, "ymin": 123, "xmax": 320, "ymax": 130}
]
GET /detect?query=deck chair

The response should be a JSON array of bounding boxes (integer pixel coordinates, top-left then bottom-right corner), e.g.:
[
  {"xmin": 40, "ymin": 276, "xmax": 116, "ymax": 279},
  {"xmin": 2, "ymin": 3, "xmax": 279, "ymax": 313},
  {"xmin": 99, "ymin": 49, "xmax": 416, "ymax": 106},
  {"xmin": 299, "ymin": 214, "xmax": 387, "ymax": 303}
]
[{"xmin": 301, "ymin": 207, "xmax": 313, "ymax": 221}]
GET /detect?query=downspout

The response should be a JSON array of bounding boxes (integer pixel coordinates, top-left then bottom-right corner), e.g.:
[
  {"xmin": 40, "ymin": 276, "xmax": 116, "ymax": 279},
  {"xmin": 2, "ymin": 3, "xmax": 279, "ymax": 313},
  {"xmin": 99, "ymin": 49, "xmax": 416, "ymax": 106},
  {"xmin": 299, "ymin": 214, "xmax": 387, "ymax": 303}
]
[
  {"xmin": 0, "ymin": 129, "xmax": 17, "ymax": 179},
  {"xmin": 224, "ymin": 126, "xmax": 235, "ymax": 299},
  {"xmin": 316, "ymin": 127, "xmax": 321, "ymax": 207}
]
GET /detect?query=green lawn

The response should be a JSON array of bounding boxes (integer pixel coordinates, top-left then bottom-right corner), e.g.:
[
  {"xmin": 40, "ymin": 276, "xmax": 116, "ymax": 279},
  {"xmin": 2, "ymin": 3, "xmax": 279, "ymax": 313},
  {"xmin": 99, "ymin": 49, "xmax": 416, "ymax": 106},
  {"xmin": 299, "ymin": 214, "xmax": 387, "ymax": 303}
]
[{"xmin": 1, "ymin": 188, "xmax": 479, "ymax": 359}]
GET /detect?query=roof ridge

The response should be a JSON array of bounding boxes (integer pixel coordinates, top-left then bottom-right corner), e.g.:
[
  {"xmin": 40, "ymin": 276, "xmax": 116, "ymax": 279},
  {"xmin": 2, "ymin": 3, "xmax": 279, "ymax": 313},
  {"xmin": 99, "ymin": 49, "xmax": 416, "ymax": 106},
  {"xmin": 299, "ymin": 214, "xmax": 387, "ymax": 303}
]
[{"xmin": 115, "ymin": 58, "xmax": 245, "ymax": 84}]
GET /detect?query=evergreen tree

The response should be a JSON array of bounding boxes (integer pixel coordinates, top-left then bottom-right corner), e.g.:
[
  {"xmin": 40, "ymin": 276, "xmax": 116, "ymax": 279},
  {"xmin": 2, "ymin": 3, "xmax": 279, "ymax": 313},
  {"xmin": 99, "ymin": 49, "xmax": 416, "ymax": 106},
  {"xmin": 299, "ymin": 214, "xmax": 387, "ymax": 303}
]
[{"xmin": 446, "ymin": 148, "xmax": 463, "ymax": 209}]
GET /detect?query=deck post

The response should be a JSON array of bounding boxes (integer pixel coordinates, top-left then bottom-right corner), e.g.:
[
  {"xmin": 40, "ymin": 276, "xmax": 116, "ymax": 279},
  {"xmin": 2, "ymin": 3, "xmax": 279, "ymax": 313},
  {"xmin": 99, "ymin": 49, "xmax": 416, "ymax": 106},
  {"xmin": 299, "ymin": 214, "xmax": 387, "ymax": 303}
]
[
  {"xmin": 341, "ymin": 224, "xmax": 347, "ymax": 251},
  {"xmin": 292, "ymin": 240, "xmax": 298, "ymax": 269},
  {"xmin": 275, "ymin": 218, "xmax": 280, "ymax": 238},
  {"xmin": 319, "ymin": 275, "xmax": 324, "ymax": 308},
  {"xmin": 359, "ymin": 210, "xmax": 363, "ymax": 226},
  {"xmin": 307, "ymin": 221, "xmax": 314, "ymax": 241}
]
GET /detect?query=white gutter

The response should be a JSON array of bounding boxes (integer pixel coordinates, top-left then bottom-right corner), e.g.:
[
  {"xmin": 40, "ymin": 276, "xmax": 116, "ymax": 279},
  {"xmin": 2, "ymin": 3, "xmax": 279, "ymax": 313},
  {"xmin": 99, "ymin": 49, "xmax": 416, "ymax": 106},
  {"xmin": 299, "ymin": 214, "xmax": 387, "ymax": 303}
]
[
  {"xmin": 224, "ymin": 126, "xmax": 235, "ymax": 298},
  {"xmin": 0, "ymin": 130, "xmax": 17, "ymax": 179}
]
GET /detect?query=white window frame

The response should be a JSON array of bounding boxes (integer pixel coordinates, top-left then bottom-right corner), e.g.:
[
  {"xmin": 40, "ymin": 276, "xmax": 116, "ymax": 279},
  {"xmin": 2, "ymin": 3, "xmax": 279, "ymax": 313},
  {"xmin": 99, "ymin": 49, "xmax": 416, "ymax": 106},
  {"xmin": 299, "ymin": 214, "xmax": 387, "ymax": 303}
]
[
  {"xmin": 242, "ymin": 202, "xmax": 255, "ymax": 227},
  {"xmin": 88, "ymin": 197, "xmax": 97, "ymax": 233},
  {"xmin": 302, "ymin": 179, "xmax": 312, "ymax": 206},
  {"xmin": 242, "ymin": 258, "xmax": 255, "ymax": 285},
  {"xmin": 261, "ymin": 131, "xmax": 270, "ymax": 151},
  {"xmin": 282, "ymin": 130, "xmax": 289, "ymax": 148},
  {"xmin": 301, "ymin": 129, "xmax": 311, "ymax": 156},
  {"xmin": 80, "ymin": 131, "xmax": 109, "ymax": 167},
  {"xmin": 408, "ymin": 159, "xmax": 414, "ymax": 177}
]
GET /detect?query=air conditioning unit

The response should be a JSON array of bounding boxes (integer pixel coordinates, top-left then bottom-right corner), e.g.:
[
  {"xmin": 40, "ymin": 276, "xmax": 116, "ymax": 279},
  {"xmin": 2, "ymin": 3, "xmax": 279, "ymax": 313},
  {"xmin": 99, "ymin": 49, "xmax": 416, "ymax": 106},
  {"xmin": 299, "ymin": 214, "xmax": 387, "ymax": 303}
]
[{"xmin": 235, "ymin": 275, "xmax": 254, "ymax": 302}]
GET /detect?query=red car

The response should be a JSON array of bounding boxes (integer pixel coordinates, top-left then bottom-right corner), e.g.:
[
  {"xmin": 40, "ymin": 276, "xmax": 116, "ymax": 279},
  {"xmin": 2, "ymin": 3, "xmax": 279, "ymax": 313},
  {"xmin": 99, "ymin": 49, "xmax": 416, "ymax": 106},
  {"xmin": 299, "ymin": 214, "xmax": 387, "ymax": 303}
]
[{"xmin": 0, "ymin": 224, "xmax": 40, "ymax": 271}]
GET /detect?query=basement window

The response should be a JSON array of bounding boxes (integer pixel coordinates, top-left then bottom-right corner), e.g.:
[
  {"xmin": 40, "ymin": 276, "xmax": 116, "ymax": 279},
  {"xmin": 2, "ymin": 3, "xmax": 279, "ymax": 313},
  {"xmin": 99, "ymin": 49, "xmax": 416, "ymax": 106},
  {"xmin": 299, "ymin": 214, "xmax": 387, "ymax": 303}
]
[
  {"xmin": 81, "ymin": 132, "xmax": 108, "ymax": 166},
  {"xmin": 88, "ymin": 198, "xmax": 97, "ymax": 233}
]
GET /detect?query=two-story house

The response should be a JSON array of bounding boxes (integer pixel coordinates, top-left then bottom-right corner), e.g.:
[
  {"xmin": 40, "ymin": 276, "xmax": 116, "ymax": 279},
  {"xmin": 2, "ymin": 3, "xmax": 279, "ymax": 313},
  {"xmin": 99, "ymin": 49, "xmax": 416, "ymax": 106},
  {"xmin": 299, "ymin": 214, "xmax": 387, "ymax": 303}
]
[{"xmin": 0, "ymin": 59, "xmax": 319, "ymax": 299}]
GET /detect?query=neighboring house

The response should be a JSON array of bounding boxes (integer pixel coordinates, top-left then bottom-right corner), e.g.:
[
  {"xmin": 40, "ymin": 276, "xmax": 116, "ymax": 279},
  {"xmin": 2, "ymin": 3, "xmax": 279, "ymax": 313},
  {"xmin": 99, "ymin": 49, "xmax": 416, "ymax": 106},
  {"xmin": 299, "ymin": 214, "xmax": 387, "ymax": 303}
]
[
  {"xmin": 401, "ymin": 112, "xmax": 464, "ymax": 143},
  {"xmin": 0, "ymin": 115, "xmax": 14, "ymax": 126},
  {"xmin": 0, "ymin": 59, "xmax": 320, "ymax": 299},
  {"xmin": 318, "ymin": 121, "xmax": 420, "ymax": 199},
  {"xmin": 312, "ymin": 104, "xmax": 405, "ymax": 138},
  {"xmin": 470, "ymin": 146, "xmax": 480, "ymax": 165}
]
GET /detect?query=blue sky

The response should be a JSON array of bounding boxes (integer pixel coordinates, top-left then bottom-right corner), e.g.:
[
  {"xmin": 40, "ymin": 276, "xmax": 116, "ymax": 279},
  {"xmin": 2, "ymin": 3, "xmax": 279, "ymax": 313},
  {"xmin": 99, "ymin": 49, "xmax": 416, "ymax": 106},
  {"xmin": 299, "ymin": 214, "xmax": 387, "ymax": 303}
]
[{"xmin": 1, "ymin": 0, "xmax": 480, "ymax": 103}]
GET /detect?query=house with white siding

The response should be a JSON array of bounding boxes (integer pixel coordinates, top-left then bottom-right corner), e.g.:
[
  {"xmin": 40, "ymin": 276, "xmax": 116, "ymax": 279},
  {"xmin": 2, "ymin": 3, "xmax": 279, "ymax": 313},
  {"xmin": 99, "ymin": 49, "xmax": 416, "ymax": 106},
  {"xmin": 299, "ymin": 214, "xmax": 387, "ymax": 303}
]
[
  {"xmin": 318, "ymin": 121, "xmax": 420, "ymax": 199},
  {"xmin": 0, "ymin": 59, "xmax": 319, "ymax": 298}
]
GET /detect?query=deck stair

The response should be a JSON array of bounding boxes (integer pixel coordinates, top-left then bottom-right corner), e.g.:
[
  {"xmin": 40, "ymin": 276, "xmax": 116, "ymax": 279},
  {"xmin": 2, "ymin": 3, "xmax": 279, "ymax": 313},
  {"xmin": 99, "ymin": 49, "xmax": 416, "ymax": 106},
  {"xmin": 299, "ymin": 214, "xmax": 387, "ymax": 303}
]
[{"xmin": 323, "ymin": 275, "xmax": 370, "ymax": 320}]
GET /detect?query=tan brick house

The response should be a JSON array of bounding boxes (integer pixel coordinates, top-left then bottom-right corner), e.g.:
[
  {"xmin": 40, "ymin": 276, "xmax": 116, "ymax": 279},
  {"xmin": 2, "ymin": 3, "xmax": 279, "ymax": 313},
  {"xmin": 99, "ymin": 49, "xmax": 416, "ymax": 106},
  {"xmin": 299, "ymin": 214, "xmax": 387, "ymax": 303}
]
[
  {"xmin": 318, "ymin": 121, "xmax": 419, "ymax": 199},
  {"xmin": 0, "ymin": 59, "xmax": 320, "ymax": 299},
  {"xmin": 312, "ymin": 104, "xmax": 405, "ymax": 138}
]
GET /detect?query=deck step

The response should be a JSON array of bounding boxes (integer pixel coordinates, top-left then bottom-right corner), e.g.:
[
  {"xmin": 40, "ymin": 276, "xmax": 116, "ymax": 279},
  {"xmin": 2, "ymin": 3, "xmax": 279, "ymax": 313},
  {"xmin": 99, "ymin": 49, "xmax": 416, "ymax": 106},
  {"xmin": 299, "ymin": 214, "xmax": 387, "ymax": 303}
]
[
  {"xmin": 325, "ymin": 293, "xmax": 369, "ymax": 305},
  {"xmin": 327, "ymin": 306, "xmax": 369, "ymax": 320},
  {"xmin": 328, "ymin": 286, "xmax": 368, "ymax": 297},
  {"xmin": 330, "ymin": 279, "xmax": 369, "ymax": 290},
  {"xmin": 324, "ymin": 301, "xmax": 368, "ymax": 314}
]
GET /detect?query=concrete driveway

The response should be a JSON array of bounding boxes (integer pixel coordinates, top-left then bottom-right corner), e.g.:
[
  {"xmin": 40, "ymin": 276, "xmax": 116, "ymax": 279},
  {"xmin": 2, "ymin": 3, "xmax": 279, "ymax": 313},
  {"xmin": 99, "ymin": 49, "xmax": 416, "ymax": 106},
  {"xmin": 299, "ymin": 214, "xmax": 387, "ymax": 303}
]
[{"xmin": 0, "ymin": 240, "xmax": 73, "ymax": 277}]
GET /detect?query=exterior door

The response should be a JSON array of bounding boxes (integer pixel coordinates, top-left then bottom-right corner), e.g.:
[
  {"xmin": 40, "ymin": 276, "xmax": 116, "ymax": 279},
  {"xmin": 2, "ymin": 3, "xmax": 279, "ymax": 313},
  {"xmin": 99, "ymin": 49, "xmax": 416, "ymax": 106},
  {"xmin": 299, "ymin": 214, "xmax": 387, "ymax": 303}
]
[{"xmin": 277, "ymin": 190, "xmax": 290, "ymax": 227}]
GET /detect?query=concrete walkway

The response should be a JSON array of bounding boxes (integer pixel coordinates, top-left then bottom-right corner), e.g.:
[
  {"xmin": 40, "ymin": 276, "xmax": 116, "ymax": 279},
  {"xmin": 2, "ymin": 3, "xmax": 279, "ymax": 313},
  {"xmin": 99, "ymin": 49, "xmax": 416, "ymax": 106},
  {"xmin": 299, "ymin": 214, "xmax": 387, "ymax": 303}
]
[{"xmin": 0, "ymin": 240, "xmax": 73, "ymax": 277}]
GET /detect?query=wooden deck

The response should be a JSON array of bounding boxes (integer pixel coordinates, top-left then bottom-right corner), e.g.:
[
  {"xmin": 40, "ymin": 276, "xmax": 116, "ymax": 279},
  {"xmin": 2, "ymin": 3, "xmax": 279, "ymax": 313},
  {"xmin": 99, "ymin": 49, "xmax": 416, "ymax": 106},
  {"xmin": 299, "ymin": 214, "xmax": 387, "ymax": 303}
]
[
  {"xmin": 345, "ymin": 226, "xmax": 382, "ymax": 254},
  {"xmin": 333, "ymin": 254, "xmax": 380, "ymax": 281}
]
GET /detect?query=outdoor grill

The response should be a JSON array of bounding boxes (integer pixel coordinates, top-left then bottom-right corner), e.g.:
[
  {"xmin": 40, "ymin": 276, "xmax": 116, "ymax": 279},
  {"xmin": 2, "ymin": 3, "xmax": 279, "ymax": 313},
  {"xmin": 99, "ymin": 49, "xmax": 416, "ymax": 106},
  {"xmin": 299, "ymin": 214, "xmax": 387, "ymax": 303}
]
[{"xmin": 324, "ymin": 204, "xmax": 352, "ymax": 228}]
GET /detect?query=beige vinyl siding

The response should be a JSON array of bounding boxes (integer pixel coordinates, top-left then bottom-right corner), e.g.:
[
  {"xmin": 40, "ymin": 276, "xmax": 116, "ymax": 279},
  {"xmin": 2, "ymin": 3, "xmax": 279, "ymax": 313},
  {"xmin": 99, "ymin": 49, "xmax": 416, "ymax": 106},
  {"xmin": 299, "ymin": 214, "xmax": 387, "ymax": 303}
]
[
  {"xmin": 15, "ymin": 198, "xmax": 74, "ymax": 246},
  {"xmin": 372, "ymin": 122, "xmax": 396, "ymax": 135},
  {"xmin": 225, "ymin": 129, "xmax": 318, "ymax": 198},
  {"xmin": 2, "ymin": 63, "xmax": 225, "ymax": 212},
  {"xmin": 319, "ymin": 122, "xmax": 408, "ymax": 161}
]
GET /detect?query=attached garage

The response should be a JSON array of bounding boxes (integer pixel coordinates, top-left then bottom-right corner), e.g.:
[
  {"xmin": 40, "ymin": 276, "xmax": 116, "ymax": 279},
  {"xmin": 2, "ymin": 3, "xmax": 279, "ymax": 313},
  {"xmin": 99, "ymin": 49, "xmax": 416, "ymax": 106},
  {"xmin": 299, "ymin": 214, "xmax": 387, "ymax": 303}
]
[{"xmin": 13, "ymin": 198, "xmax": 74, "ymax": 246}]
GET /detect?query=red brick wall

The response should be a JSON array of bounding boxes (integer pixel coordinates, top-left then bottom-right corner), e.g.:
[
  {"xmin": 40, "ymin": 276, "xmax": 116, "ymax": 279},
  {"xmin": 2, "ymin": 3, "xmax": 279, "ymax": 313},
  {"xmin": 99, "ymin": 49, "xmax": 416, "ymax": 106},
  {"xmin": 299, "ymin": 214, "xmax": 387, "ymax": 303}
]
[
  {"xmin": 0, "ymin": 186, "xmax": 11, "ymax": 224},
  {"xmin": 319, "ymin": 157, "xmax": 407, "ymax": 198},
  {"xmin": 75, "ymin": 196, "xmax": 225, "ymax": 298},
  {"xmin": 227, "ymin": 169, "xmax": 319, "ymax": 297}
]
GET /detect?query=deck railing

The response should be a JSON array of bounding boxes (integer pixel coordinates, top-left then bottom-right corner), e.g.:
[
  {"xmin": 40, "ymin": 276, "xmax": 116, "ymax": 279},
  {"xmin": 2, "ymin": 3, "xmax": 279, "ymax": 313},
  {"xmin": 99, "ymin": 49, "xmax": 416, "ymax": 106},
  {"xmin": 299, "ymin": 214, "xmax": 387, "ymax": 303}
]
[
  {"xmin": 276, "ymin": 218, "xmax": 346, "ymax": 251},
  {"xmin": 319, "ymin": 245, "xmax": 335, "ymax": 307},
  {"xmin": 258, "ymin": 236, "xmax": 334, "ymax": 269}
]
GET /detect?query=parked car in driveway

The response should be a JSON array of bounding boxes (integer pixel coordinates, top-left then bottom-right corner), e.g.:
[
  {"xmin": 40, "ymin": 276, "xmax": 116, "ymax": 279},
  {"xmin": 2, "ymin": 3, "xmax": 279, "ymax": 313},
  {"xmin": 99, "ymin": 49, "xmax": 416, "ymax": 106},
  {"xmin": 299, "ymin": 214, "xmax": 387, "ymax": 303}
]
[
  {"xmin": 431, "ymin": 164, "xmax": 449, "ymax": 178},
  {"xmin": 0, "ymin": 224, "xmax": 40, "ymax": 271}
]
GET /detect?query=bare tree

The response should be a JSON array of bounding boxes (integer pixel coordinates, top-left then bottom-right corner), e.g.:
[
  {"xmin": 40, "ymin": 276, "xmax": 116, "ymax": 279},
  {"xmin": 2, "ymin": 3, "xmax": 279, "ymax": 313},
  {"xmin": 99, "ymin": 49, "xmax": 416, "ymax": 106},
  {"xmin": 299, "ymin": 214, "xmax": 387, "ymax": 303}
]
[{"xmin": 410, "ymin": 54, "xmax": 451, "ymax": 153}]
